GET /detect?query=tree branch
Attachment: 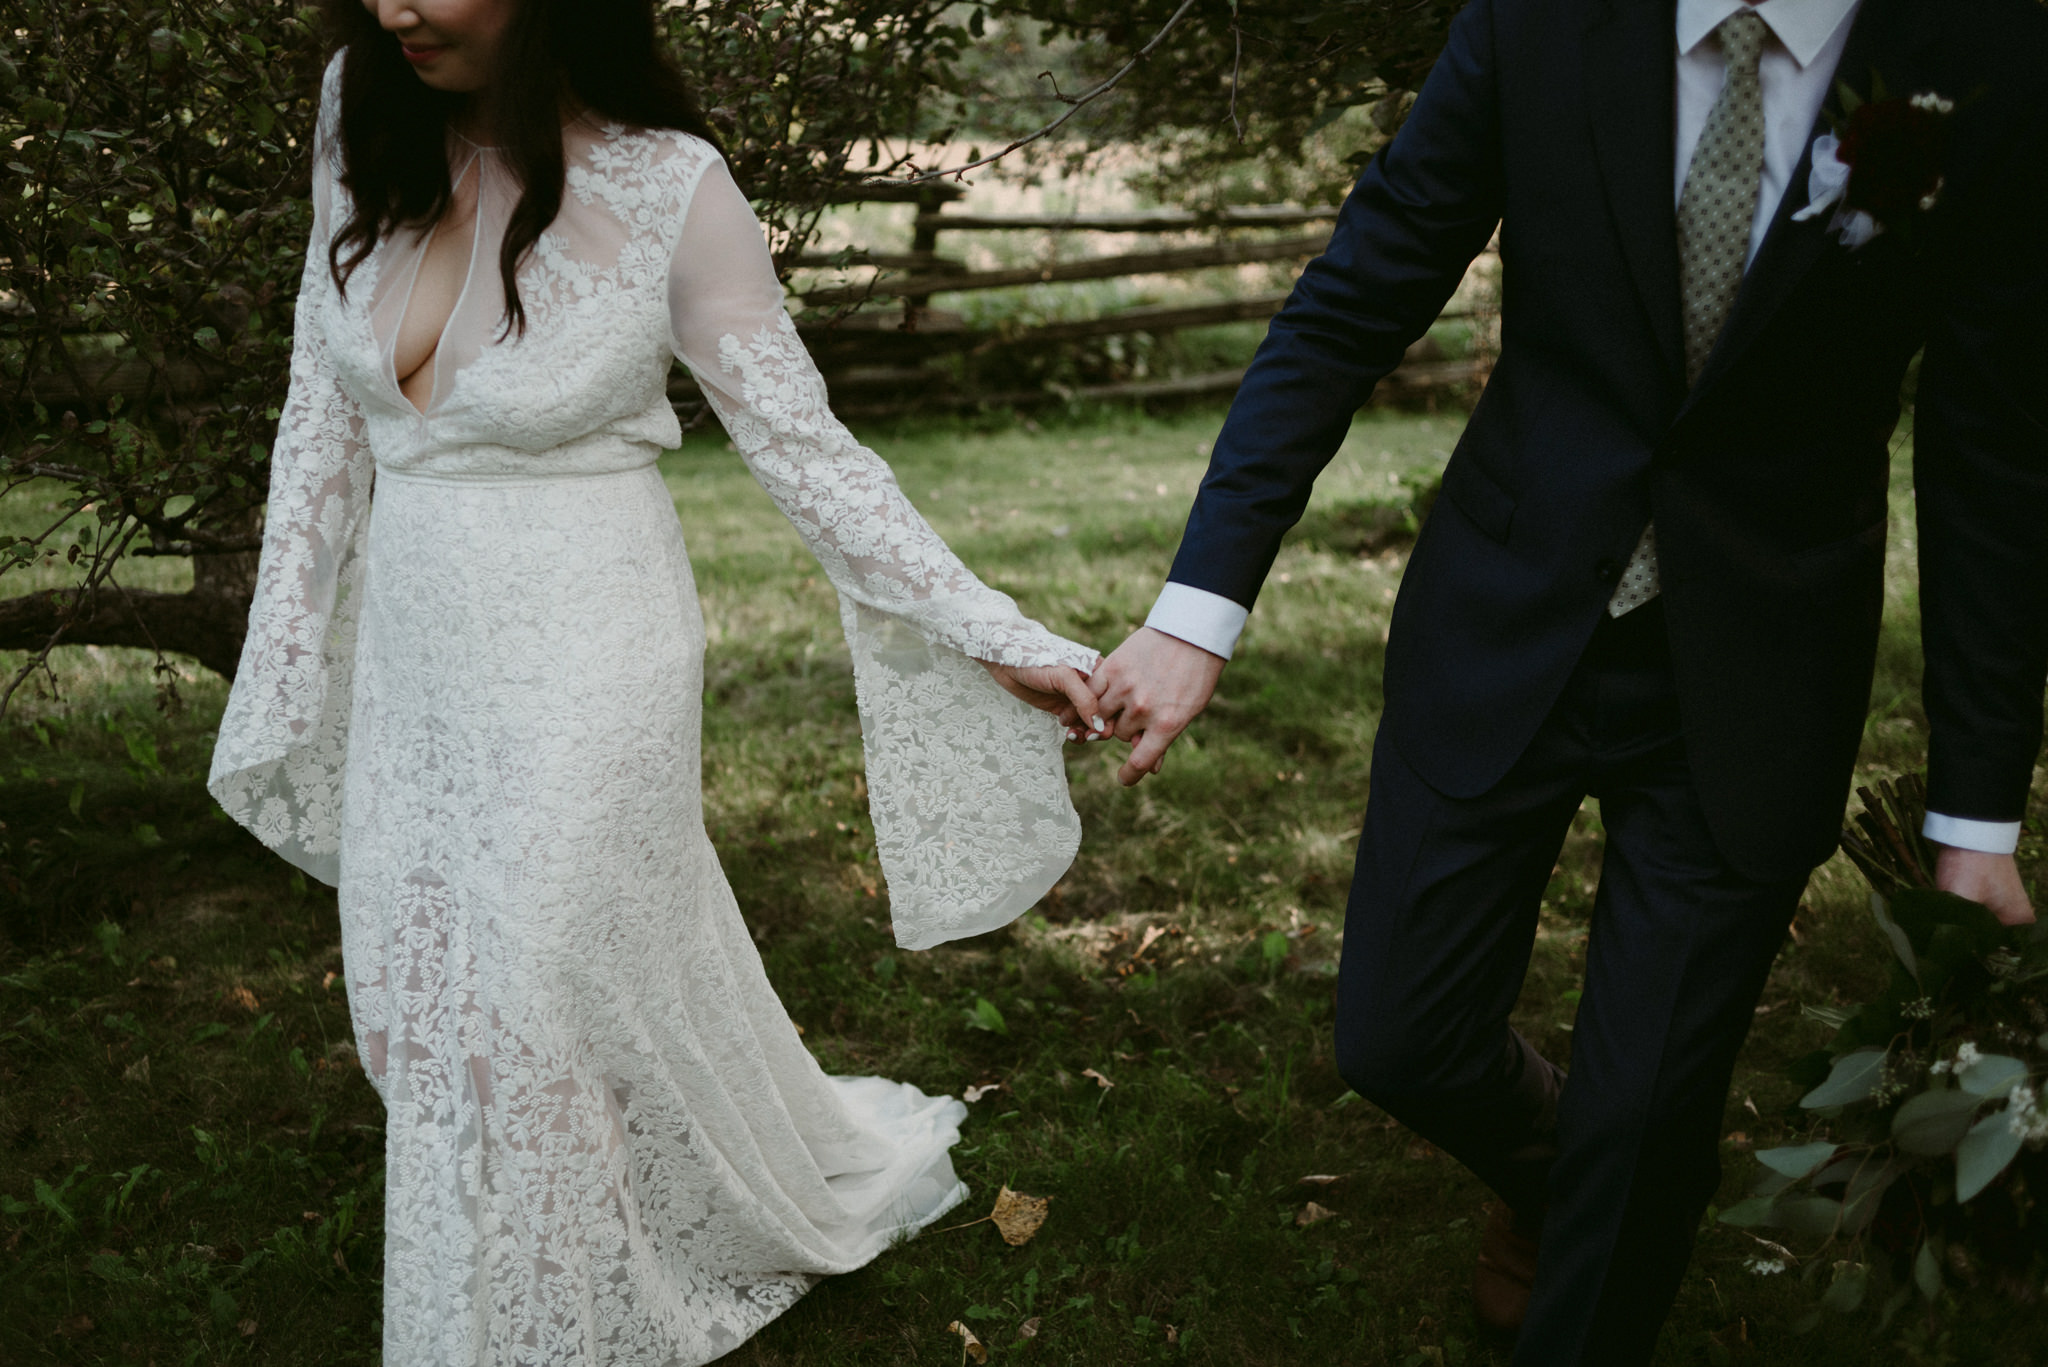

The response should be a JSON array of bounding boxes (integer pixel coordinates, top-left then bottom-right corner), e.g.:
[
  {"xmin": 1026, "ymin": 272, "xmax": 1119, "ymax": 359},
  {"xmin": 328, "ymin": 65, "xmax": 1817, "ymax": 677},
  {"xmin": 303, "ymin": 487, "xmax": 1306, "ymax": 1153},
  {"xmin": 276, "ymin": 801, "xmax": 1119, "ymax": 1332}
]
[
  {"xmin": 0, "ymin": 584, "xmax": 249, "ymax": 682},
  {"xmin": 869, "ymin": 0, "xmax": 1204, "ymax": 185}
]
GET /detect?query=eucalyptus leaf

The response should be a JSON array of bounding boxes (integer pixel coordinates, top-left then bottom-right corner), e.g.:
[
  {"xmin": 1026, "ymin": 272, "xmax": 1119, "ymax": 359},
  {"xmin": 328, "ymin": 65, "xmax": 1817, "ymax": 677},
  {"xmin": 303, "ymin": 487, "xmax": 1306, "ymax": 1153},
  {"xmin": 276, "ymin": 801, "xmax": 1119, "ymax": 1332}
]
[
  {"xmin": 1821, "ymin": 1263, "xmax": 1868, "ymax": 1314},
  {"xmin": 1955, "ymin": 1109, "xmax": 2023, "ymax": 1203},
  {"xmin": 1800, "ymin": 1047, "xmax": 1886, "ymax": 1109},
  {"xmin": 1955, "ymin": 1052, "xmax": 2027, "ymax": 1098},
  {"xmin": 1868, "ymin": 893, "xmax": 1919, "ymax": 980},
  {"xmin": 1913, "ymin": 1238, "xmax": 1942, "ymax": 1301},
  {"xmin": 1717, "ymin": 1196, "xmax": 1776, "ymax": 1227},
  {"xmin": 1839, "ymin": 1158, "xmax": 1903, "ymax": 1234},
  {"xmin": 1799, "ymin": 1003, "xmax": 1855, "ymax": 1030},
  {"xmin": 1892, "ymin": 1087, "xmax": 1982, "ymax": 1156},
  {"xmin": 1772, "ymin": 1195, "xmax": 1847, "ymax": 1237},
  {"xmin": 1756, "ymin": 1142, "xmax": 1838, "ymax": 1180}
]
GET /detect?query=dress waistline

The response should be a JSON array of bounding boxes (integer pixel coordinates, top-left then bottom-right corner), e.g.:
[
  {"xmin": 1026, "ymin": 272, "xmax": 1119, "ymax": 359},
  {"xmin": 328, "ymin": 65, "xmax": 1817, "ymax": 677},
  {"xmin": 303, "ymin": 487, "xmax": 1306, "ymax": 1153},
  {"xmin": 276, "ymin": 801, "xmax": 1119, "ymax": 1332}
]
[{"xmin": 373, "ymin": 444, "xmax": 662, "ymax": 489}]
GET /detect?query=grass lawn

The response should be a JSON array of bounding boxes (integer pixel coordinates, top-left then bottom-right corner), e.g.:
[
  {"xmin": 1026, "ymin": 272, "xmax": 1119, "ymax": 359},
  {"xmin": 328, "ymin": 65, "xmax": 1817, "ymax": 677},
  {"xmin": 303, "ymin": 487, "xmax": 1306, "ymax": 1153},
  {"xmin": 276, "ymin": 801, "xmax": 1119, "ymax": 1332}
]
[{"xmin": 2, "ymin": 402, "xmax": 2043, "ymax": 1365}]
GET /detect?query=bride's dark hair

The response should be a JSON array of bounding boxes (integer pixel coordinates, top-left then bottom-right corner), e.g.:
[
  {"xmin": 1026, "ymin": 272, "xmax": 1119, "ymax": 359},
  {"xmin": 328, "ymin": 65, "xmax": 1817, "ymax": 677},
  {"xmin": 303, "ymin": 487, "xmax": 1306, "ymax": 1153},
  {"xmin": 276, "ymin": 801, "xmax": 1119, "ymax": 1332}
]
[{"xmin": 323, "ymin": 0, "xmax": 725, "ymax": 334}]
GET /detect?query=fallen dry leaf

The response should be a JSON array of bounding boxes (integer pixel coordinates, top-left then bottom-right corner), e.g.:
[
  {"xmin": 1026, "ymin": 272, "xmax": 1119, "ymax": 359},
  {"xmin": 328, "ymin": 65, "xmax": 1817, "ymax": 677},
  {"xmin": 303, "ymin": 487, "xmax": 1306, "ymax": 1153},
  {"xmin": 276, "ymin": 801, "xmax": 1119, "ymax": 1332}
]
[
  {"xmin": 1298, "ymin": 1173, "xmax": 1346, "ymax": 1186},
  {"xmin": 226, "ymin": 985, "xmax": 259, "ymax": 1012},
  {"xmin": 56, "ymin": 1314, "xmax": 94, "ymax": 1338},
  {"xmin": 946, "ymin": 1320, "xmax": 989, "ymax": 1364},
  {"xmin": 238, "ymin": 1318, "xmax": 258, "ymax": 1338},
  {"xmin": 963, "ymin": 1083, "xmax": 1001, "ymax": 1103},
  {"xmin": 1744, "ymin": 1233, "xmax": 1797, "ymax": 1263},
  {"xmin": 991, "ymin": 1186, "xmax": 1052, "ymax": 1246},
  {"xmin": 120, "ymin": 1054, "xmax": 150, "ymax": 1085},
  {"xmin": 1017, "ymin": 1317, "xmax": 1041, "ymax": 1339},
  {"xmin": 1132, "ymin": 924, "xmax": 1167, "ymax": 959},
  {"xmin": 1081, "ymin": 1067, "xmax": 1114, "ymax": 1089},
  {"xmin": 1166, "ymin": 1324, "xmax": 1180, "ymax": 1345},
  {"xmin": 934, "ymin": 1185, "xmax": 1052, "ymax": 1246},
  {"xmin": 1406, "ymin": 1140, "xmax": 1438, "ymax": 1161},
  {"xmin": 1296, "ymin": 1202, "xmax": 1337, "ymax": 1227},
  {"xmin": 321, "ymin": 971, "xmax": 338, "ymax": 991}
]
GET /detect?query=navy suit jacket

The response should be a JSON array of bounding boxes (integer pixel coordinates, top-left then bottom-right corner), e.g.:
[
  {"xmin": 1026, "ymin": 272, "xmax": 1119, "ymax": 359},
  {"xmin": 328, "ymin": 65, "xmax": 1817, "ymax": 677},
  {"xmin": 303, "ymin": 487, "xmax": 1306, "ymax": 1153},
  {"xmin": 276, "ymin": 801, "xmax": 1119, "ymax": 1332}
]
[{"xmin": 1168, "ymin": 0, "xmax": 2048, "ymax": 880}]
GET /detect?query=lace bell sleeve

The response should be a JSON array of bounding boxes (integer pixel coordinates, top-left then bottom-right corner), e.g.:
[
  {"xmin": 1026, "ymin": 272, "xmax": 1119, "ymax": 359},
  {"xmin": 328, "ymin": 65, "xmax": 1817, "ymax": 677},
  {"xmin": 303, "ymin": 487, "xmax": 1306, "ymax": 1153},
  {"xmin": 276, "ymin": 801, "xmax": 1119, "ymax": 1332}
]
[
  {"xmin": 207, "ymin": 80, "xmax": 373, "ymax": 886},
  {"xmin": 667, "ymin": 157, "xmax": 1099, "ymax": 950}
]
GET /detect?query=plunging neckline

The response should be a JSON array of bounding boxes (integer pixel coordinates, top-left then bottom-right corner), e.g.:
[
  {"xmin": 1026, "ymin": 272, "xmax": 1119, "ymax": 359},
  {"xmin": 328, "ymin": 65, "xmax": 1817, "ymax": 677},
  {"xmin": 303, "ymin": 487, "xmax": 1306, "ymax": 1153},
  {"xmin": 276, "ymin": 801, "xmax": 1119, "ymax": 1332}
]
[{"xmin": 385, "ymin": 146, "xmax": 487, "ymax": 418}]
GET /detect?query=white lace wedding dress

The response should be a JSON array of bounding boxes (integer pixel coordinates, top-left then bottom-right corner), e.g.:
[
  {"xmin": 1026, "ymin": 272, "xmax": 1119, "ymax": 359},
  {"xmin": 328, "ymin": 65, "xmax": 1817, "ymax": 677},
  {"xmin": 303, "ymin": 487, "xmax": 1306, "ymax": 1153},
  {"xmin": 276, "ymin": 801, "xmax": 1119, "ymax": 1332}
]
[{"xmin": 208, "ymin": 65, "xmax": 1096, "ymax": 1366}]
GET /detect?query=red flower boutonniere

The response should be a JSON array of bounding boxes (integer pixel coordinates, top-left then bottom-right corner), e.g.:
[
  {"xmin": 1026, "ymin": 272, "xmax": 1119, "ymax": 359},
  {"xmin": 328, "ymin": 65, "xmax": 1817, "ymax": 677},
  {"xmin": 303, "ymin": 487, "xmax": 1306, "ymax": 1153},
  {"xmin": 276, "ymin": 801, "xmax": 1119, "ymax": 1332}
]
[{"xmin": 1793, "ymin": 80, "xmax": 1955, "ymax": 249}]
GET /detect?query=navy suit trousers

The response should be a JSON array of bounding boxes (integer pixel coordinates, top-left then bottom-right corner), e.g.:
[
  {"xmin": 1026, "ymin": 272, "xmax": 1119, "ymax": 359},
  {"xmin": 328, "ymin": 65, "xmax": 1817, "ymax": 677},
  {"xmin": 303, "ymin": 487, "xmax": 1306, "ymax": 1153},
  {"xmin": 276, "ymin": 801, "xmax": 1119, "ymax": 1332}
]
[{"xmin": 1335, "ymin": 600, "xmax": 1807, "ymax": 1365}]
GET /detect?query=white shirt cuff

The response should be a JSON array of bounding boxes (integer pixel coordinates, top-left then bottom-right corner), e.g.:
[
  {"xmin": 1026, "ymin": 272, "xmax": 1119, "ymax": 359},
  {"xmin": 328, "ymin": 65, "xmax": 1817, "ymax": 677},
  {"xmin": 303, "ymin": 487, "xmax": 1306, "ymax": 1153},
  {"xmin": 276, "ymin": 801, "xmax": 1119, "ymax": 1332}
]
[
  {"xmin": 1144, "ymin": 583, "xmax": 1248, "ymax": 661},
  {"xmin": 1922, "ymin": 811, "xmax": 2022, "ymax": 856}
]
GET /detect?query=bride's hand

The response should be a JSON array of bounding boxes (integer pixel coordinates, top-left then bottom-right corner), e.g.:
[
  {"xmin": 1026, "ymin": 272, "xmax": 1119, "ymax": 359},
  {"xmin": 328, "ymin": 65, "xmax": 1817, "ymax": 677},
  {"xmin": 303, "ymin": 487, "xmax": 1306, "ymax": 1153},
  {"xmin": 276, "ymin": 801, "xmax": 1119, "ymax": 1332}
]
[{"xmin": 979, "ymin": 662, "xmax": 1113, "ymax": 741}]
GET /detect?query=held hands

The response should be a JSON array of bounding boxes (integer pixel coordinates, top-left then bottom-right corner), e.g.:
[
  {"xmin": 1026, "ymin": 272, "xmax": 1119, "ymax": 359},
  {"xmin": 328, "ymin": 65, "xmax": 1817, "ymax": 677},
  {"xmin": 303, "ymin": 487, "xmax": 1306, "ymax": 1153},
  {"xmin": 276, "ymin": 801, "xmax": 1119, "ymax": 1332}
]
[
  {"xmin": 1079, "ymin": 627, "xmax": 1226, "ymax": 787},
  {"xmin": 979, "ymin": 629, "xmax": 1224, "ymax": 786},
  {"xmin": 979, "ymin": 661, "xmax": 1110, "ymax": 737}
]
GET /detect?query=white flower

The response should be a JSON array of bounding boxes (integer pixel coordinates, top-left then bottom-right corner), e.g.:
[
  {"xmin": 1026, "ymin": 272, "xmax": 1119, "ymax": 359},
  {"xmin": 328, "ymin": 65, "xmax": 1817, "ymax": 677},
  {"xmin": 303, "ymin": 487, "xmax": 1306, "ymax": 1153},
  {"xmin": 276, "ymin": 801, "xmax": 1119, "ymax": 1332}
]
[
  {"xmin": 1792, "ymin": 134, "xmax": 1884, "ymax": 249},
  {"xmin": 1793, "ymin": 134, "xmax": 1852, "ymax": 222},
  {"xmin": 1955, "ymin": 1041, "xmax": 1982, "ymax": 1071},
  {"xmin": 1745, "ymin": 1258, "xmax": 1787, "ymax": 1276},
  {"xmin": 2009, "ymin": 1082, "xmax": 2048, "ymax": 1146},
  {"xmin": 1910, "ymin": 91, "xmax": 1956, "ymax": 115}
]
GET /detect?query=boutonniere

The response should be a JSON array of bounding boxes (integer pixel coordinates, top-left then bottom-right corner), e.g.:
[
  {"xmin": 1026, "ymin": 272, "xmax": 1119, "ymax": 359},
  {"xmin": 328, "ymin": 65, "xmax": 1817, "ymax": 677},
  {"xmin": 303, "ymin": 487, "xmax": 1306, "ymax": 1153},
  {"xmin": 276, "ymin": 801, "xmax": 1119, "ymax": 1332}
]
[{"xmin": 1793, "ymin": 79, "xmax": 1955, "ymax": 250}]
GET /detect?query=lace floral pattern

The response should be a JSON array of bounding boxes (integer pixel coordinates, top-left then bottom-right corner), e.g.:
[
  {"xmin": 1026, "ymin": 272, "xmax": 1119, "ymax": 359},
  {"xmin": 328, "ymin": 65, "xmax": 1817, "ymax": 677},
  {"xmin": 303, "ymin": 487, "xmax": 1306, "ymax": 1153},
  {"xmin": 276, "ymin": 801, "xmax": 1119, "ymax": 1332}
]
[{"xmin": 207, "ymin": 55, "xmax": 1094, "ymax": 1367}]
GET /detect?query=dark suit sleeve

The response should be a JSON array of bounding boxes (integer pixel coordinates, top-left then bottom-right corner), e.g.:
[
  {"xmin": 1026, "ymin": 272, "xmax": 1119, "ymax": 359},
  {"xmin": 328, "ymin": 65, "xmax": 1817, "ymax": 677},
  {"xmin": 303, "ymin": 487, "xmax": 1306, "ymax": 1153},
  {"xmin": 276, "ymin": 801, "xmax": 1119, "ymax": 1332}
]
[
  {"xmin": 1915, "ymin": 96, "xmax": 2048, "ymax": 826},
  {"xmin": 1164, "ymin": 0, "xmax": 1505, "ymax": 609}
]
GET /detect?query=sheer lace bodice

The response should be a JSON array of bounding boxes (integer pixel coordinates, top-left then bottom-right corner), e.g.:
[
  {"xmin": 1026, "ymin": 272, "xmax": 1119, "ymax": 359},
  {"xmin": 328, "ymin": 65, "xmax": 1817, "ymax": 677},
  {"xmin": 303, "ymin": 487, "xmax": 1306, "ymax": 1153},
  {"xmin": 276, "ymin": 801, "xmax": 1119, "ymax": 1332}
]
[{"xmin": 206, "ymin": 58, "xmax": 1096, "ymax": 1367}]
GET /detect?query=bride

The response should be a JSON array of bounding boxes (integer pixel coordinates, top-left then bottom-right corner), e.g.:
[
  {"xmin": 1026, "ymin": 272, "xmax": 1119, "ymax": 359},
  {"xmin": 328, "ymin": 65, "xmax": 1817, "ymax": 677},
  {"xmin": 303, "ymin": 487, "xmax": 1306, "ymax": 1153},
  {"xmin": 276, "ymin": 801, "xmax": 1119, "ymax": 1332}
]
[{"xmin": 207, "ymin": 0, "xmax": 1108, "ymax": 1361}]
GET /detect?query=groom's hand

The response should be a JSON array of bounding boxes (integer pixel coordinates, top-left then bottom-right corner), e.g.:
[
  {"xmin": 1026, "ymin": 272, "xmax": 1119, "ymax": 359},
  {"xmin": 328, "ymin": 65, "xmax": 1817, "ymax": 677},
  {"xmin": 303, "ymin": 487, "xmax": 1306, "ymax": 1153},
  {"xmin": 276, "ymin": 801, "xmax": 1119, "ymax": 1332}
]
[
  {"xmin": 1932, "ymin": 843, "xmax": 2036, "ymax": 926},
  {"xmin": 1090, "ymin": 627, "xmax": 1226, "ymax": 786}
]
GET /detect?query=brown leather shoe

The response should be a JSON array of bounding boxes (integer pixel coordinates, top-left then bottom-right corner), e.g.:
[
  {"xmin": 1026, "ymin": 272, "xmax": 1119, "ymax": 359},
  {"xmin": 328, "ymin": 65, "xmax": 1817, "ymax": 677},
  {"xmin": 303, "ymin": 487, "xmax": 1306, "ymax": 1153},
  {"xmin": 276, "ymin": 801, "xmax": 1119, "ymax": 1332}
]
[{"xmin": 1473, "ymin": 1201, "xmax": 1543, "ymax": 1335}]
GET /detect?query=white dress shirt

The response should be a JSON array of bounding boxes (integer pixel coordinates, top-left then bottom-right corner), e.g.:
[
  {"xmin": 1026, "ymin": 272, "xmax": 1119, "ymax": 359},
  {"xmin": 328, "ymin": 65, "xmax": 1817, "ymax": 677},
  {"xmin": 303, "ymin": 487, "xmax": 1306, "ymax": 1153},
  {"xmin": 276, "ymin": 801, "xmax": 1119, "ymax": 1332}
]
[{"xmin": 1145, "ymin": 0, "xmax": 2020, "ymax": 855}]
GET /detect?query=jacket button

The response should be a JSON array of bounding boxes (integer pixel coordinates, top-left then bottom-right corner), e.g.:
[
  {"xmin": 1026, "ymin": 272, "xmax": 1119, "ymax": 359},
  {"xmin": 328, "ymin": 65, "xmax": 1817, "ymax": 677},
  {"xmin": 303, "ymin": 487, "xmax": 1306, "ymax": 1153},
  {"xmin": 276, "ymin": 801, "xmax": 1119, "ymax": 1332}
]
[{"xmin": 1594, "ymin": 557, "xmax": 1621, "ymax": 584}]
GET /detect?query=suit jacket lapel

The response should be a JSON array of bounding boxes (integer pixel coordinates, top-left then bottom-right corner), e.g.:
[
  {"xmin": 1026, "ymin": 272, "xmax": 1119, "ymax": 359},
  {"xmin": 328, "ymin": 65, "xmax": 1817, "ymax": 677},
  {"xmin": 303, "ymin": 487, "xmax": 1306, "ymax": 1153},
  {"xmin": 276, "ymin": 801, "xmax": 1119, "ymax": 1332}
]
[
  {"xmin": 1583, "ymin": 0, "xmax": 1686, "ymax": 391},
  {"xmin": 1680, "ymin": 0, "xmax": 1929, "ymax": 413}
]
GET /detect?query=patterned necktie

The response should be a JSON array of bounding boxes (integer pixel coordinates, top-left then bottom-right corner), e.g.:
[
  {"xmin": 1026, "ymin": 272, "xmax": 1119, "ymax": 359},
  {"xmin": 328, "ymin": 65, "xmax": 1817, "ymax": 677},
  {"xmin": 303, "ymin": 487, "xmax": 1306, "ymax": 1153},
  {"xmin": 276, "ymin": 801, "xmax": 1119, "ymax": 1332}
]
[{"xmin": 1608, "ymin": 8, "xmax": 1770, "ymax": 618}]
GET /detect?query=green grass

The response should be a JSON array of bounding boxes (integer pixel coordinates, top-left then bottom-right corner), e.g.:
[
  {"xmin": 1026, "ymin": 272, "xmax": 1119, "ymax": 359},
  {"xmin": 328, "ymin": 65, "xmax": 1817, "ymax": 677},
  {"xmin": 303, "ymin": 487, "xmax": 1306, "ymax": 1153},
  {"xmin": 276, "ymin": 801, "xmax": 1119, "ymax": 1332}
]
[{"xmin": 2, "ymin": 404, "xmax": 2044, "ymax": 1365}]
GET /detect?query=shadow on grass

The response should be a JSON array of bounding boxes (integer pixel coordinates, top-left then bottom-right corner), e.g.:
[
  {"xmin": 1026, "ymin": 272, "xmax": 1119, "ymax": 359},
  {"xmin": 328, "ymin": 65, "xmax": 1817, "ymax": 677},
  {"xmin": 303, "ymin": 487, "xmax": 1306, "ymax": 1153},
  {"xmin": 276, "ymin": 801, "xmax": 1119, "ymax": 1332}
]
[{"xmin": 3, "ymin": 406, "xmax": 2044, "ymax": 1365}]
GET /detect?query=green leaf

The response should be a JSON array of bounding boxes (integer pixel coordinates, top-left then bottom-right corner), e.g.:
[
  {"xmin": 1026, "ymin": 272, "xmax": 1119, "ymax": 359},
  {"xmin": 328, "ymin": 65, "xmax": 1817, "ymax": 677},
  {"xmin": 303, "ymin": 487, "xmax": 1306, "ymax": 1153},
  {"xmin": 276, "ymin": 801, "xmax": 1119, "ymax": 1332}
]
[
  {"xmin": 68, "ymin": 780, "xmax": 84, "ymax": 817},
  {"xmin": 1893, "ymin": 1087, "xmax": 1982, "ymax": 1156},
  {"xmin": 963, "ymin": 997, "xmax": 1007, "ymax": 1035},
  {"xmin": 1840, "ymin": 1158, "xmax": 1903, "ymax": 1233},
  {"xmin": 1772, "ymin": 1195, "xmax": 1846, "ymax": 1236},
  {"xmin": 1756, "ymin": 1142, "xmax": 1838, "ymax": 1180},
  {"xmin": 1821, "ymin": 1263, "xmax": 1869, "ymax": 1314},
  {"xmin": 1800, "ymin": 1048, "xmax": 1885, "ymax": 1109},
  {"xmin": 92, "ymin": 919, "xmax": 124, "ymax": 965},
  {"xmin": 1913, "ymin": 1238, "xmax": 1943, "ymax": 1300},
  {"xmin": 32, "ymin": 1176, "xmax": 78, "ymax": 1229},
  {"xmin": 1868, "ymin": 894, "xmax": 1918, "ymax": 980},
  {"xmin": 1717, "ymin": 1196, "xmax": 1776, "ymax": 1227},
  {"xmin": 1800, "ymin": 1003, "xmax": 1855, "ymax": 1030},
  {"xmin": 1956, "ymin": 1052, "xmax": 2027, "ymax": 1098},
  {"xmin": 1955, "ymin": 1109, "xmax": 2022, "ymax": 1202}
]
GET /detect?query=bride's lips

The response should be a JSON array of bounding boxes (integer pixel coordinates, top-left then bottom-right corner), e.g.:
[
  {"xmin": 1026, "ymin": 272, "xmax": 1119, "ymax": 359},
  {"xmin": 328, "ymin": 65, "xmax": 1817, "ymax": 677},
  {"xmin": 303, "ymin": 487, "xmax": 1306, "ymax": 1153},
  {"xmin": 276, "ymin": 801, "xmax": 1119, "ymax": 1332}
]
[{"xmin": 400, "ymin": 43, "xmax": 450, "ymax": 65}]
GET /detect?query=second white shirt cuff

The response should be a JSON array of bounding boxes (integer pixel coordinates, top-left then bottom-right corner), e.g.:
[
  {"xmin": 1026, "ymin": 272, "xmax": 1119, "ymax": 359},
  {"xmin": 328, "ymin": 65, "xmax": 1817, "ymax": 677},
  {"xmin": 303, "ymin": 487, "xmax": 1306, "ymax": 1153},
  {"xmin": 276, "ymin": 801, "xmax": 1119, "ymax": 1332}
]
[
  {"xmin": 1922, "ymin": 811, "xmax": 2023, "ymax": 857},
  {"xmin": 1145, "ymin": 582, "xmax": 1248, "ymax": 661}
]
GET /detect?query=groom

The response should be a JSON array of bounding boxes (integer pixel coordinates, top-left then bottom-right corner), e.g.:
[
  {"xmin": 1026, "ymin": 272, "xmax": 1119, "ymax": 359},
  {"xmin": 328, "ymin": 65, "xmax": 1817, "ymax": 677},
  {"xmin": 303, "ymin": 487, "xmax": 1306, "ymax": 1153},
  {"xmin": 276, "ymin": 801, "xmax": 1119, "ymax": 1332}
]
[{"xmin": 1088, "ymin": 0, "xmax": 2047, "ymax": 1359}]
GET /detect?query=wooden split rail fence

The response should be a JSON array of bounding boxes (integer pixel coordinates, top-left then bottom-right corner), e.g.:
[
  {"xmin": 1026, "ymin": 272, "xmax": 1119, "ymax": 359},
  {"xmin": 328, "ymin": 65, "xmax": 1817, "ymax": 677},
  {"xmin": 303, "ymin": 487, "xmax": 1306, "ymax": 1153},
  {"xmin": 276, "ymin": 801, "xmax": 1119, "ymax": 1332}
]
[
  {"xmin": 17, "ymin": 185, "xmax": 1488, "ymax": 425},
  {"xmin": 670, "ymin": 183, "xmax": 1491, "ymax": 420}
]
